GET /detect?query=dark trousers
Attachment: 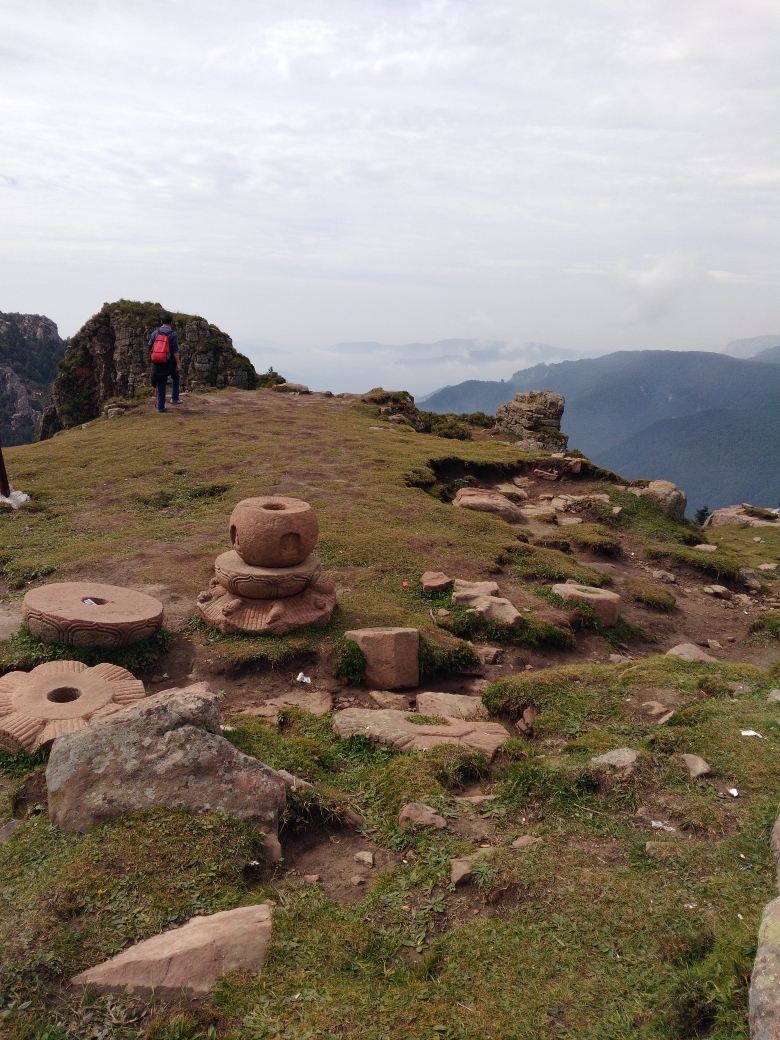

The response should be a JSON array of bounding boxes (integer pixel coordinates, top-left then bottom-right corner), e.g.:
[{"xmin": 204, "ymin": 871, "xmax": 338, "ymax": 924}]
[{"xmin": 156, "ymin": 370, "xmax": 180, "ymax": 410}]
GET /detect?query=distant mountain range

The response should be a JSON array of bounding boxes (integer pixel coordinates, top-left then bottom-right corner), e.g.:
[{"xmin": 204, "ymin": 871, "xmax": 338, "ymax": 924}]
[{"xmin": 423, "ymin": 350, "xmax": 780, "ymax": 513}]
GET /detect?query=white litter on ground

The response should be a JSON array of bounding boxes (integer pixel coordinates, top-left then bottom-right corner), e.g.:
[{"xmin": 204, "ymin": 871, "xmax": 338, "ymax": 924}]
[
  {"xmin": 296, "ymin": 672, "xmax": 312, "ymax": 684},
  {"xmin": 741, "ymin": 730, "xmax": 763, "ymax": 738},
  {"xmin": 0, "ymin": 490, "xmax": 29, "ymax": 510}
]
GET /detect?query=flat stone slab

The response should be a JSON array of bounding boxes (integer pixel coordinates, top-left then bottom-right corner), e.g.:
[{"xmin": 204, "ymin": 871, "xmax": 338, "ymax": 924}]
[
  {"xmin": 399, "ymin": 802, "xmax": 447, "ymax": 830},
  {"xmin": 239, "ymin": 689, "xmax": 333, "ymax": 719},
  {"xmin": 344, "ymin": 627, "xmax": 419, "ymax": 690},
  {"xmin": 46, "ymin": 684, "xmax": 287, "ymax": 858},
  {"xmin": 416, "ymin": 691, "xmax": 488, "ymax": 719},
  {"xmin": 197, "ymin": 580, "xmax": 336, "ymax": 635},
  {"xmin": 591, "ymin": 748, "xmax": 638, "ymax": 768},
  {"xmin": 23, "ymin": 582, "xmax": 164, "ymax": 648},
  {"xmin": 666, "ymin": 643, "xmax": 717, "ymax": 663},
  {"xmin": 452, "ymin": 487, "xmax": 526, "ymax": 524},
  {"xmin": 551, "ymin": 583, "xmax": 621, "ymax": 627},
  {"xmin": 333, "ymin": 707, "xmax": 508, "ymax": 759},
  {"xmin": 421, "ymin": 571, "xmax": 452, "ymax": 593},
  {"xmin": 0, "ymin": 660, "xmax": 144, "ymax": 753},
  {"xmin": 452, "ymin": 579, "xmax": 521, "ymax": 627},
  {"xmin": 673, "ymin": 753, "xmax": 712, "ymax": 779},
  {"xmin": 71, "ymin": 903, "xmax": 273, "ymax": 999},
  {"xmin": 214, "ymin": 551, "xmax": 321, "ymax": 600}
]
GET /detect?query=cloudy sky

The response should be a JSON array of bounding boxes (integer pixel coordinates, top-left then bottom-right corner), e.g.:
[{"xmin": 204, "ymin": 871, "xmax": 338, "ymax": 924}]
[{"xmin": 1, "ymin": 1, "xmax": 778, "ymax": 394}]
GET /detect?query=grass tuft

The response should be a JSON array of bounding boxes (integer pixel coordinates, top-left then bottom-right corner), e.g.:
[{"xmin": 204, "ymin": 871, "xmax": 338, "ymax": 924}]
[
  {"xmin": 628, "ymin": 578, "xmax": 677, "ymax": 612},
  {"xmin": 0, "ymin": 626, "xmax": 170, "ymax": 675}
]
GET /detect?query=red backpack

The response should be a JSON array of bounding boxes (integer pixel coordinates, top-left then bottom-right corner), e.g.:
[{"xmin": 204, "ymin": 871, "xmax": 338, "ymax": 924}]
[{"xmin": 150, "ymin": 331, "xmax": 171, "ymax": 364}]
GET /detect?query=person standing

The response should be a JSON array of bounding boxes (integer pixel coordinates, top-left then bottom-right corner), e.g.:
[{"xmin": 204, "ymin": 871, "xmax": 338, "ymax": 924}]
[{"xmin": 148, "ymin": 314, "xmax": 182, "ymax": 412}]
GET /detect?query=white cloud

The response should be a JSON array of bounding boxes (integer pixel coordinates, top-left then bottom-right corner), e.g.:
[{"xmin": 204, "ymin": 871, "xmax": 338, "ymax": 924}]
[{"xmin": 0, "ymin": 0, "xmax": 778, "ymax": 388}]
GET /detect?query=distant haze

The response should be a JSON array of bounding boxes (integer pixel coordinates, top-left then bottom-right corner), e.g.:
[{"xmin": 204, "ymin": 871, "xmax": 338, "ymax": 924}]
[
  {"xmin": 1, "ymin": 0, "xmax": 778, "ymax": 389},
  {"xmin": 722, "ymin": 335, "xmax": 780, "ymax": 360}
]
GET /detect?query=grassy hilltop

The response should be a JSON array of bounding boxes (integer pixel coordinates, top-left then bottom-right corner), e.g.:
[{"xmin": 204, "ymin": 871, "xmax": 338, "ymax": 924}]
[{"xmin": 1, "ymin": 387, "xmax": 780, "ymax": 1039}]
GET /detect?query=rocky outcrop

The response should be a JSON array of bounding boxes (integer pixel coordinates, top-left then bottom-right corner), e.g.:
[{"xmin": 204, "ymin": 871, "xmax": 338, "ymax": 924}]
[
  {"xmin": 495, "ymin": 390, "xmax": 568, "ymax": 450},
  {"xmin": 705, "ymin": 503, "xmax": 779, "ymax": 528},
  {"xmin": 630, "ymin": 480, "xmax": 687, "ymax": 520},
  {"xmin": 39, "ymin": 301, "xmax": 257, "ymax": 437},
  {"xmin": 46, "ymin": 683, "xmax": 287, "ymax": 858},
  {"xmin": 0, "ymin": 312, "xmax": 66, "ymax": 444}
]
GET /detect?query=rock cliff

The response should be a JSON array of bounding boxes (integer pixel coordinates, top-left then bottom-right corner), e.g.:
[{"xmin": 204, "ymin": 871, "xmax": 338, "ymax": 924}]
[
  {"xmin": 0, "ymin": 312, "xmax": 66, "ymax": 445},
  {"xmin": 495, "ymin": 390, "xmax": 569, "ymax": 451},
  {"xmin": 39, "ymin": 300, "xmax": 257, "ymax": 438}
]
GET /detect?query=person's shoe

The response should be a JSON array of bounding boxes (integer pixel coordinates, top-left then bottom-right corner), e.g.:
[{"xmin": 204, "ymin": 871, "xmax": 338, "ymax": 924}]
[
  {"xmin": 156, "ymin": 407, "xmax": 167, "ymax": 412},
  {"xmin": 170, "ymin": 399, "xmax": 182, "ymax": 405}
]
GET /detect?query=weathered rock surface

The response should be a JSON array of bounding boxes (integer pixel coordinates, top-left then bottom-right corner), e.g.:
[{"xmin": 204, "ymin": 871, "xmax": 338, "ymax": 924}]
[
  {"xmin": 512, "ymin": 835, "xmax": 543, "ymax": 849},
  {"xmin": 416, "ymin": 691, "xmax": 488, "ymax": 719},
  {"xmin": 0, "ymin": 819, "xmax": 21, "ymax": 843},
  {"xmin": 46, "ymin": 684, "xmax": 287, "ymax": 858},
  {"xmin": 40, "ymin": 301, "xmax": 256, "ymax": 437},
  {"xmin": 271, "ymin": 382, "xmax": 310, "ymax": 393},
  {"xmin": 673, "ymin": 753, "xmax": 712, "ymax": 779},
  {"xmin": 23, "ymin": 582, "xmax": 164, "ymax": 648},
  {"xmin": 632, "ymin": 480, "xmax": 687, "ymax": 521},
  {"xmin": 214, "ymin": 551, "xmax": 321, "ymax": 599},
  {"xmin": 452, "ymin": 487, "xmax": 526, "ymax": 524},
  {"xmin": 333, "ymin": 708, "xmax": 508, "ymax": 759},
  {"xmin": 591, "ymin": 748, "xmax": 638, "ymax": 768},
  {"xmin": 494, "ymin": 390, "xmax": 568, "ymax": 451},
  {"xmin": 0, "ymin": 660, "xmax": 144, "ymax": 753},
  {"xmin": 71, "ymin": 903, "xmax": 273, "ymax": 999},
  {"xmin": 694, "ymin": 543, "xmax": 718, "ymax": 552},
  {"xmin": 666, "ymin": 643, "xmax": 718, "ymax": 663},
  {"xmin": 0, "ymin": 311, "xmax": 65, "ymax": 444},
  {"xmin": 229, "ymin": 497, "xmax": 319, "ymax": 568},
  {"xmin": 706, "ymin": 503, "xmax": 780, "ymax": 529},
  {"xmin": 239, "ymin": 689, "xmax": 333, "ymax": 719},
  {"xmin": 368, "ymin": 690, "xmax": 416, "ymax": 710},
  {"xmin": 750, "ymin": 896, "xmax": 780, "ymax": 1040},
  {"xmin": 551, "ymin": 583, "xmax": 621, "ymax": 627},
  {"xmin": 493, "ymin": 483, "xmax": 529, "ymax": 502},
  {"xmin": 197, "ymin": 579, "xmax": 336, "ymax": 635},
  {"xmin": 450, "ymin": 850, "xmax": 494, "ymax": 885},
  {"xmin": 421, "ymin": 571, "xmax": 452, "ymax": 593},
  {"xmin": 399, "ymin": 802, "xmax": 447, "ymax": 830},
  {"xmin": 451, "ymin": 579, "xmax": 522, "ymax": 627},
  {"xmin": 343, "ymin": 627, "xmax": 420, "ymax": 690}
]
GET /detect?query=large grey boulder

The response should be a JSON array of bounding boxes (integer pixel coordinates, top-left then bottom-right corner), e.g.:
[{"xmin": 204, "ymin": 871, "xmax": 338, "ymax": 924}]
[
  {"xmin": 632, "ymin": 480, "xmax": 687, "ymax": 521},
  {"xmin": 71, "ymin": 903, "xmax": 273, "ymax": 1000},
  {"xmin": 46, "ymin": 684, "xmax": 287, "ymax": 859}
]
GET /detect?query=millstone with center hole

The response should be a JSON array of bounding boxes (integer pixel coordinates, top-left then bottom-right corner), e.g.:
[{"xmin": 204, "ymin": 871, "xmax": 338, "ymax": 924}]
[
  {"xmin": 214, "ymin": 550, "xmax": 322, "ymax": 599},
  {"xmin": 0, "ymin": 660, "xmax": 145, "ymax": 752},
  {"xmin": 23, "ymin": 582, "xmax": 164, "ymax": 648}
]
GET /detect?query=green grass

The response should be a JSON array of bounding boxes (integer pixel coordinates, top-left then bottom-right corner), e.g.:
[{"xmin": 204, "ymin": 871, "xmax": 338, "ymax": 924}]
[
  {"xmin": 628, "ymin": 578, "xmax": 677, "ymax": 612},
  {"xmin": 0, "ymin": 626, "xmax": 170, "ymax": 675}
]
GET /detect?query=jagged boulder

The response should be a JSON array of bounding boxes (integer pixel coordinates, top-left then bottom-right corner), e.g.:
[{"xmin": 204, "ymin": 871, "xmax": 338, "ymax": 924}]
[
  {"xmin": 40, "ymin": 301, "xmax": 257, "ymax": 437},
  {"xmin": 495, "ymin": 390, "xmax": 568, "ymax": 451},
  {"xmin": 631, "ymin": 480, "xmax": 687, "ymax": 521},
  {"xmin": 46, "ymin": 683, "xmax": 286, "ymax": 858}
]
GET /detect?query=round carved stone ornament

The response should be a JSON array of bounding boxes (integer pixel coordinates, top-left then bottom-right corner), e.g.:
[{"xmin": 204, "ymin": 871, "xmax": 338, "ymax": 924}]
[
  {"xmin": 198, "ymin": 579, "xmax": 336, "ymax": 635},
  {"xmin": 23, "ymin": 582, "xmax": 164, "ymax": 648},
  {"xmin": 228, "ymin": 497, "xmax": 319, "ymax": 568},
  {"xmin": 214, "ymin": 550, "xmax": 321, "ymax": 600},
  {"xmin": 0, "ymin": 660, "xmax": 145, "ymax": 752}
]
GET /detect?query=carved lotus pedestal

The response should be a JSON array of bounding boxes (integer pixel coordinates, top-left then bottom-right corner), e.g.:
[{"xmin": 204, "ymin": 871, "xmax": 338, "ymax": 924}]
[{"xmin": 198, "ymin": 497, "xmax": 336, "ymax": 635}]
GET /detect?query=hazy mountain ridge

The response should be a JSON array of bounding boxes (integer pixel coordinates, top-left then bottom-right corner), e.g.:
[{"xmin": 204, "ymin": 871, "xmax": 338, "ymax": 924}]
[{"xmin": 423, "ymin": 350, "xmax": 780, "ymax": 513}]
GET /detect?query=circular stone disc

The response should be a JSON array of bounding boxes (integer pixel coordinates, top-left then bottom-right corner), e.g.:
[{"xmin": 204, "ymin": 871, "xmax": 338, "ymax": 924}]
[
  {"xmin": 23, "ymin": 582, "xmax": 164, "ymax": 648},
  {"xmin": 11, "ymin": 668, "xmax": 116, "ymax": 720},
  {"xmin": 214, "ymin": 551, "xmax": 321, "ymax": 599}
]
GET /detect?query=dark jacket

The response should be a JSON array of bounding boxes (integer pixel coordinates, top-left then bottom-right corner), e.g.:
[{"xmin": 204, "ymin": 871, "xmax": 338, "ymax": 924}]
[{"xmin": 148, "ymin": 326, "xmax": 180, "ymax": 377}]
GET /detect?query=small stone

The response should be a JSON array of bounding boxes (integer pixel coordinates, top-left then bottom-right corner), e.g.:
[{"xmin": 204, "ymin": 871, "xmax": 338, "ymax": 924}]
[
  {"xmin": 759, "ymin": 563, "xmax": 777, "ymax": 571},
  {"xmin": 399, "ymin": 802, "xmax": 447, "ymax": 830},
  {"xmin": 452, "ymin": 579, "xmax": 522, "ymax": 627},
  {"xmin": 303, "ymin": 874, "xmax": 321, "ymax": 883},
  {"xmin": 0, "ymin": 819, "xmax": 21, "ymax": 843},
  {"xmin": 416, "ymin": 691, "xmax": 488, "ymax": 719},
  {"xmin": 369, "ymin": 690, "xmax": 416, "ymax": 710},
  {"xmin": 767, "ymin": 690, "xmax": 780, "ymax": 703},
  {"xmin": 354, "ymin": 851, "xmax": 374, "ymax": 867},
  {"xmin": 609, "ymin": 654, "xmax": 631, "ymax": 664},
  {"xmin": 666, "ymin": 643, "xmax": 717, "ymax": 663},
  {"xmin": 694, "ymin": 544, "xmax": 718, "ymax": 552},
  {"xmin": 673, "ymin": 753, "xmax": 712, "ymax": 779},
  {"xmin": 350, "ymin": 875, "xmax": 366, "ymax": 886},
  {"xmin": 436, "ymin": 608, "xmax": 450, "ymax": 618},
  {"xmin": 450, "ymin": 851, "xmax": 494, "ymax": 885},
  {"xmin": 515, "ymin": 704, "xmax": 539, "ymax": 735},
  {"xmin": 557, "ymin": 516, "xmax": 583, "ymax": 526},
  {"xmin": 421, "ymin": 571, "xmax": 452, "ymax": 593},
  {"xmin": 612, "ymin": 506, "xmax": 622, "ymax": 515},
  {"xmin": 754, "ymin": 536, "xmax": 764, "ymax": 543},
  {"xmin": 591, "ymin": 748, "xmax": 638, "ymax": 768},
  {"xmin": 478, "ymin": 646, "xmax": 502, "ymax": 665},
  {"xmin": 551, "ymin": 583, "xmax": 622, "ymax": 627},
  {"xmin": 645, "ymin": 841, "xmax": 683, "ymax": 858},
  {"xmin": 652, "ymin": 570, "xmax": 676, "ymax": 583},
  {"xmin": 106, "ymin": 407, "xmax": 125, "ymax": 419},
  {"xmin": 511, "ymin": 835, "xmax": 542, "ymax": 849},
  {"xmin": 456, "ymin": 794, "xmax": 497, "ymax": 805},
  {"xmin": 707, "ymin": 639, "xmax": 722, "ymax": 650},
  {"xmin": 452, "ymin": 487, "xmax": 526, "ymax": 524}
]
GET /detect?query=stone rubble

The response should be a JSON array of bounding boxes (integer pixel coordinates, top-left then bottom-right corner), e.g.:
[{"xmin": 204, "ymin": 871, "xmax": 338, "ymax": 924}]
[{"xmin": 399, "ymin": 802, "xmax": 448, "ymax": 830}]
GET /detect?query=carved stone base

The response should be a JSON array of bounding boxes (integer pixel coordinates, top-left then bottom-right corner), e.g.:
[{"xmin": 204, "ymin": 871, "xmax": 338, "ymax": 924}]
[
  {"xmin": 23, "ymin": 582, "xmax": 164, "ymax": 648},
  {"xmin": 197, "ymin": 580, "xmax": 336, "ymax": 635},
  {"xmin": 214, "ymin": 551, "xmax": 321, "ymax": 600},
  {"xmin": 0, "ymin": 660, "xmax": 145, "ymax": 753}
]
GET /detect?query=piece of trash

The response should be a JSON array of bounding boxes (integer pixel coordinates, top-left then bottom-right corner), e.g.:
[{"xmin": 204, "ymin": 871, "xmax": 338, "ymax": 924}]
[
  {"xmin": 651, "ymin": 820, "xmax": 676, "ymax": 833},
  {"xmin": 741, "ymin": 730, "xmax": 763, "ymax": 737},
  {"xmin": 220, "ymin": 725, "xmax": 235, "ymax": 732},
  {"xmin": 83, "ymin": 598, "xmax": 98, "ymax": 606},
  {"xmin": 402, "ymin": 581, "xmax": 410, "ymax": 587},
  {"xmin": 728, "ymin": 788, "xmax": 739, "ymax": 797},
  {"xmin": 738, "ymin": 913, "xmax": 744, "ymax": 920},
  {"xmin": 296, "ymin": 673, "xmax": 312, "ymax": 684},
  {"xmin": 247, "ymin": 860, "xmax": 260, "ymax": 867},
  {"xmin": 741, "ymin": 864, "xmax": 753, "ymax": 870}
]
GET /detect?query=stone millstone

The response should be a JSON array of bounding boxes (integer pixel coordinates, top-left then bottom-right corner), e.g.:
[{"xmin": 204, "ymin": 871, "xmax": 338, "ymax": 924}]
[
  {"xmin": 23, "ymin": 582, "xmax": 164, "ymax": 648},
  {"xmin": 214, "ymin": 550, "xmax": 321, "ymax": 600},
  {"xmin": 0, "ymin": 660, "xmax": 144, "ymax": 753},
  {"xmin": 229, "ymin": 496, "xmax": 319, "ymax": 567},
  {"xmin": 197, "ymin": 579, "xmax": 336, "ymax": 635},
  {"xmin": 46, "ymin": 683, "xmax": 287, "ymax": 858},
  {"xmin": 71, "ymin": 903, "xmax": 273, "ymax": 999},
  {"xmin": 333, "ymin": 707, "xmax": 508, "ymax": 760}
]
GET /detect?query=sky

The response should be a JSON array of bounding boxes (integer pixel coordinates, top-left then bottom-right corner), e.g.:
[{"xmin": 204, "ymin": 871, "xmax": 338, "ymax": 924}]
[{"xmin": 1, "ymin": 0, "xmax": 778, "ymax": 395}]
